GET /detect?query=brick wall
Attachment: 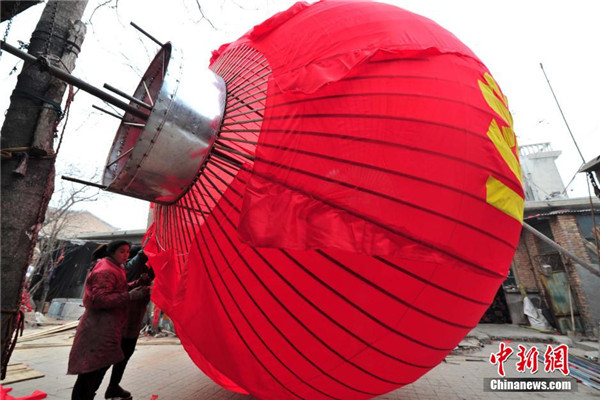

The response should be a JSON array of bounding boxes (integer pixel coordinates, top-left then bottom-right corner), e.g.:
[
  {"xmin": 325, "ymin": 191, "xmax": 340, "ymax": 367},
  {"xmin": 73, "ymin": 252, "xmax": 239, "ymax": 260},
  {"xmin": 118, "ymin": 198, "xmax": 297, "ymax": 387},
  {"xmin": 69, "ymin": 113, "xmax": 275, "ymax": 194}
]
[
  {"xmin": 550, "ymin": 215, "xmax": 594, "ymax": 264},
  {"xmin": 550, "ymin": 215, "xmax": 594, "ymax": 334},
  {"xmin": 510, "ymin": 215, "xmax": 596, "ymax": 335},
  {"xmin": 512, "ymin": 232, "xmax": 538, "ymax": 292}
]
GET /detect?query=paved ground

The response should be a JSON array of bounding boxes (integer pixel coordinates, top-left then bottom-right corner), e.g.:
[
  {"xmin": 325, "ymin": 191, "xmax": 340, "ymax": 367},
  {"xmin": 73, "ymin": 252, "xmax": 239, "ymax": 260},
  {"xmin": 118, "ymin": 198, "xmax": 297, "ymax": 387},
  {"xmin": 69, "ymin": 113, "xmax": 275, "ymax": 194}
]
[{"xmin": 2, "ymin": 325, "xmax": 599, "ymax": 399}]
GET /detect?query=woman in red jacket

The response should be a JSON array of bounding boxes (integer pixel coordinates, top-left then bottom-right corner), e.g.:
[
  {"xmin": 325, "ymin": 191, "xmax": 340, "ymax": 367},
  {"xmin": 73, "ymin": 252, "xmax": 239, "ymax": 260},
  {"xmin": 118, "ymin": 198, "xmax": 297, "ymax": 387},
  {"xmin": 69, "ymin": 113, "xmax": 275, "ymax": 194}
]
[
  {"xmin": 68, "ymin": 240, "xmax": 148, "ymax": 400},
  {"xmin": 105, "ymin": 245, "xmax": 153, "ymax": 399}
]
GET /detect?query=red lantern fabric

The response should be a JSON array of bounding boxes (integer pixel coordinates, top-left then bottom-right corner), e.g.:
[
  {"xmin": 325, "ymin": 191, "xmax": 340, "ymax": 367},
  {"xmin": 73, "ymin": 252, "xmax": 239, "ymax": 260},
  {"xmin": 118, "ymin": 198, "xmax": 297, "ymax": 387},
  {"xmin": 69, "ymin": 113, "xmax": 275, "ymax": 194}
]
[{"xmin": 145, "ymin": 1, "xmax": 524, "ymax": 399}]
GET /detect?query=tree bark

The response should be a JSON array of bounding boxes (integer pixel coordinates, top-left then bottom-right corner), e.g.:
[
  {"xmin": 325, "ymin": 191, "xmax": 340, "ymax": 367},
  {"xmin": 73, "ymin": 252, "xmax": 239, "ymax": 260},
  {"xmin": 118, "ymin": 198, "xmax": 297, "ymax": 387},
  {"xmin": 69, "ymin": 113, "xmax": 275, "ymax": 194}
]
[
  {"xmin": 37, "ymin": 279, "xmax": 51, "ymax": 313},
  {"xmin": 0, "ymin": 0, "xmax": 88, "ymax": 379}
]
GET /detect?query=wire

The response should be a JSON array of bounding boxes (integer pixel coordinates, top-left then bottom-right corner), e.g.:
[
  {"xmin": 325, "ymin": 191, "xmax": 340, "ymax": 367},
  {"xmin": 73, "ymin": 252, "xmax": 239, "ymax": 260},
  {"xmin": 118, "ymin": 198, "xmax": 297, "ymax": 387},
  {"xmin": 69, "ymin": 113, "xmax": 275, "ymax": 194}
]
[{"xmin": 540, "ymin": 63, "xmax": 586, "ymax": 164}]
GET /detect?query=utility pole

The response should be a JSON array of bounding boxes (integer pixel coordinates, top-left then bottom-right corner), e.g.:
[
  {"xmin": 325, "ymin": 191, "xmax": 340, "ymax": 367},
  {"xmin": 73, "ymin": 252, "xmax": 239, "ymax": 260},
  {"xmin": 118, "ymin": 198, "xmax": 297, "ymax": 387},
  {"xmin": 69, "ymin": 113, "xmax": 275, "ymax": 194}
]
[{"xmin": 1, "ymin": 0, "xmax": 88, "ymax": 379}]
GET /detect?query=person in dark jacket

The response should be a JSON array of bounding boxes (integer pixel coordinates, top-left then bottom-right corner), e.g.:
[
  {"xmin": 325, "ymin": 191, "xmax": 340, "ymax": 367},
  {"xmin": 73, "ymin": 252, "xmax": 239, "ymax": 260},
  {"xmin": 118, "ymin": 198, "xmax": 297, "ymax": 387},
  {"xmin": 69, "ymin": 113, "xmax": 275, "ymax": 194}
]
[
  {"xmin": 68, "ymin": 240, "xmax": 149, "ymax": 400},
  {"xmin": 104, "ymin": 245, "xmax": 153, "ymax": 399}
]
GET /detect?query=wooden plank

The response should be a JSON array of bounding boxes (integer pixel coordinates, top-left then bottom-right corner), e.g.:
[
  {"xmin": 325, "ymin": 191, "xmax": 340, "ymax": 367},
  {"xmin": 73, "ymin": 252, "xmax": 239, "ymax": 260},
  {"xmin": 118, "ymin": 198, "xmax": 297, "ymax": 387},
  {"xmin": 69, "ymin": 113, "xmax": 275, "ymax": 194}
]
[
  {"xmin": 16, "ymin": 343, "xmax": 73, "ymax": 349},
  {"xmin": 1, "ymin": 370, "xmax": 45, "ymax": 384},
  {"xmin": 19, "ymin": 320, "xmax": 79, "ymax": 342},
  {"xmin": 22, "ymin": 320, "xmax": 78, "ymax": 336},
  {"xmin": 0, "ymin": 364, "xmax": 45, "ymax": 384},
  {"xmin": 6, "ymin": 363, "xmax": 28, "ymax": 372}
]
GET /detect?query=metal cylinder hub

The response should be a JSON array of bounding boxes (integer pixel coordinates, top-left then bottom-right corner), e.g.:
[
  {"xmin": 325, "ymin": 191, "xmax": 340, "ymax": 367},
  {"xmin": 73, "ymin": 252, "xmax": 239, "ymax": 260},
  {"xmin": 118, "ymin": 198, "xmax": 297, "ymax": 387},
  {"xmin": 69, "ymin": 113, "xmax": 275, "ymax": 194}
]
[{"xmin": 103, "ymin": 43, "xmax": 226, "ymax": 204}]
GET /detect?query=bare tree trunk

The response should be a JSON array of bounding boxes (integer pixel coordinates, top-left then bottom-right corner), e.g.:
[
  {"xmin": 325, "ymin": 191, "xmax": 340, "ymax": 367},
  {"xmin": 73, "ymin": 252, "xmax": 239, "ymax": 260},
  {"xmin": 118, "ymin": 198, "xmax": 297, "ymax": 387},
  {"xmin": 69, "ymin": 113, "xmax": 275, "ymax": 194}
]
[
  {"xmin": 37, "ymin": 279, "xmax": 51, "ymax": 313},
  {"xmin": 0, "ymin": 0, "xmax": 88, "ymax": 379}
]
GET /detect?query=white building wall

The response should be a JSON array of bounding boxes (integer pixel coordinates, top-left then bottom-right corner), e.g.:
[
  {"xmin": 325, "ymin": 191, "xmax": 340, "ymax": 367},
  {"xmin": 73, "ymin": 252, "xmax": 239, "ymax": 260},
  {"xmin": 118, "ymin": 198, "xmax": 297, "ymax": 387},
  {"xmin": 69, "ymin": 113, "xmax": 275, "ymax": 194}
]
[{"xmin": 519, "ymin": 143, "xmax": 566, "ymax": 201}]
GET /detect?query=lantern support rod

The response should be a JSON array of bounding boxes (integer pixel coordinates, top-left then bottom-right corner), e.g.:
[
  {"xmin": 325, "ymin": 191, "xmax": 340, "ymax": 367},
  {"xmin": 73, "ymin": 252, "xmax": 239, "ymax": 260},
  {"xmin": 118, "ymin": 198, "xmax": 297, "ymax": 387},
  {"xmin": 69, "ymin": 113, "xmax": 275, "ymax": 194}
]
[
  {"xmin": 214, "ymin": 144, "xmax": 255, "ymax": 161},
  {"xmin": 0, "ymin": 40, "xmax": 148, "ymax": 120},
  {"xmin": 523, "ymin": 222, "xmax": 600, "ymax": 278},
  {"xmin": 92, "ymin": 105, "xmax": 123, "ymax": 120},
  {"xmin": 106, "ymin": 147, "xmax": 134, "ymax": 167},
  {"xmin": 103, "ymin": 83, "xmax": 153, "ymax": 111},
  {"xmin": 211, "ymin": 150, "xmax": 243, "ymax": 168},
  {"xmin": 130, "ymin": 22, "xmax": 164, "ymax": 47},
  {"xmin": 61, "ymin": 175, "xmax": 107, "ymax": 190},
  {"xmin": 142, "ymin": 80, "xmax": 154, "ymax": 106}
]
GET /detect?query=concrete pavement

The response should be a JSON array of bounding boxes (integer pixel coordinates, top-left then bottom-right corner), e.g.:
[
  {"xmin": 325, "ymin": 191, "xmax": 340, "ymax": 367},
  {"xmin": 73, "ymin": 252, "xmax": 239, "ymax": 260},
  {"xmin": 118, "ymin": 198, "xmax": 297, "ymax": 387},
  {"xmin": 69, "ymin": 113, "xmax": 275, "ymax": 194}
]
[{"xmin": 2, "ymin": 324, "xmax": 599, "ymax": 399}]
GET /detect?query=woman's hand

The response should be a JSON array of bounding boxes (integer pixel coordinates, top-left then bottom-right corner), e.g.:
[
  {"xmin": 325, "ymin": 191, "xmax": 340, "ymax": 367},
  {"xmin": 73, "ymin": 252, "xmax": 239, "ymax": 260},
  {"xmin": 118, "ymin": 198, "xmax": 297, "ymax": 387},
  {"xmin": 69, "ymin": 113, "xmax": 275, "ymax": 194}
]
[
  {"xmin": 139, "ymin": 273, "xmax": 152, "ymax": 286},
  {"xmin": 129, "ymin": 285, "xmax": 150, "ymax": 301}
]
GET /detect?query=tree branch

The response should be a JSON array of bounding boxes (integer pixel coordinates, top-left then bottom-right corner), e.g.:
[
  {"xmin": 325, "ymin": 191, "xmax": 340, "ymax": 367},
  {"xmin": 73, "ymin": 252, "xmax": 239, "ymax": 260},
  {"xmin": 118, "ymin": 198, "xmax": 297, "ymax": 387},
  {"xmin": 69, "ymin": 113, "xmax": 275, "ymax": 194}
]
[
  {"xmin": 87, "ymin": 0, "xmax": 117, "ymax": 25},
  {"xmin": 194, "ymin": 0, "xmax": 216, "ymax": 30}
]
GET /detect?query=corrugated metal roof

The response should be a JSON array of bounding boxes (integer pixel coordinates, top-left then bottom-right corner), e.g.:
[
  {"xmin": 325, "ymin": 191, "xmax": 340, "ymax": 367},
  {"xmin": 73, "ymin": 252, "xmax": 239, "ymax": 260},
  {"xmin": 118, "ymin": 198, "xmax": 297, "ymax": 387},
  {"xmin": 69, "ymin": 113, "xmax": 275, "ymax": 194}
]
[
  {"xmin": 524, "ymin": 207, "xmax": 599, "ymax": 220},
  {"xmin": 579, "ymin": 155, "xmax": 600, "ymax": 173}
]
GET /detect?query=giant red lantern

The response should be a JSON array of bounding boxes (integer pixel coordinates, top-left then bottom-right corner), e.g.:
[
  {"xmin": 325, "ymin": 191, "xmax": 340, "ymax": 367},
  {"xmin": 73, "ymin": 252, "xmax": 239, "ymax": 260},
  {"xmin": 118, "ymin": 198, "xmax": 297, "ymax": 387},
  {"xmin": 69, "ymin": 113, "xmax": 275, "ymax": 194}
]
[{"xmin": 140, "ymin": 1, "xmax": 524, "ymax": 398}]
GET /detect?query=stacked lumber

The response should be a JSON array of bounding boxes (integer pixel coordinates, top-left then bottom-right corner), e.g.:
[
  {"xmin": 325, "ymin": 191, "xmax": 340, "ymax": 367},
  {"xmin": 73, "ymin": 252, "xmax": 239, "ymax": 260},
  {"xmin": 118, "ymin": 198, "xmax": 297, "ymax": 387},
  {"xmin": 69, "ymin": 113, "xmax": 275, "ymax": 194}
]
[
  {"xmin": 570, "ymin": 354, "xmax": 600, "ymax": 390},
  {"xmin": 18, "ymin": 321, "xmax": 78, "ymax": 343},
  {"xmin": 0, "ymin": 363, "xmax": 44, "ymax": 384}
]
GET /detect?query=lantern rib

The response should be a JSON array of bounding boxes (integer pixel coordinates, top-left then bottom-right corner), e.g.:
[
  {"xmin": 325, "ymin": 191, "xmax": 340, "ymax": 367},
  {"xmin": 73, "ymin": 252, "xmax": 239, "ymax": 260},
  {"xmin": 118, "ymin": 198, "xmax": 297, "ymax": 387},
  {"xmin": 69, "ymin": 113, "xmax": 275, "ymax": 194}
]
[
  {"xmin": 199, "ymin": 175, "xmax": 416, "ymax": 388},
  {"xmin": 252, "ymin": 128, "xmax": 522, "ymax": 195},
  {"xmin": 253, "ymin": 155, "xmax": 515, "ymax": 250},
  {"xmin": 215, "ymin": 172, "xmax": 457, "ymax": 355},
  {"xmin": 181, "ymin": 194, "xmax": 307, "ymax": 400},
  {"xmin": 238, "ymin": 163, "xmax": 504, "ymax": 279},
  {"xmin": 316, "ymin": 250, "xmax": 474, "ymax": 329},
  {"xmin": 197, "ymin": 177, "xmax": 381, "ymax": 396}
]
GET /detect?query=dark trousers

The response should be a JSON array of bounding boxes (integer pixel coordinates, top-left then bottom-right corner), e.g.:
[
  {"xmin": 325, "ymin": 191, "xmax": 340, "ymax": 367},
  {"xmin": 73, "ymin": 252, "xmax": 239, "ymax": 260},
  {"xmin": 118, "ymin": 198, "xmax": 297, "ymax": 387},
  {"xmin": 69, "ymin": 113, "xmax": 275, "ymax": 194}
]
[
  {"xmin": 72, "ymin": 366, "xmax": 110, "ymax": 400},
  {"xmin": 108, "ymin": 337, "xmax": 138, "ymax": 388}
]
